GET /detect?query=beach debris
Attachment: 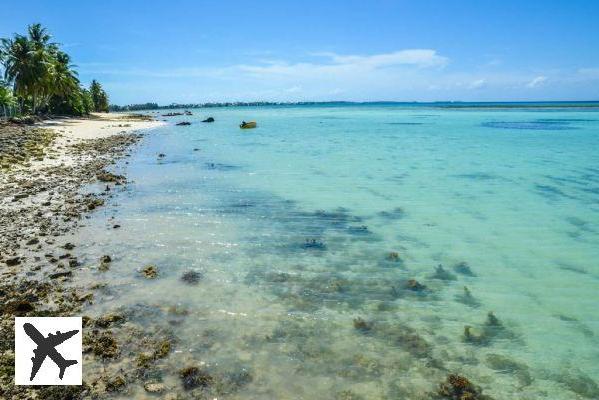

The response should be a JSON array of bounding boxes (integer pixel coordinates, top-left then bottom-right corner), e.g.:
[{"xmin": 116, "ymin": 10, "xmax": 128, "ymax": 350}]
[
  {"xmin": 176, "ymin": 121, "xmax": 191, "ymax": 126},
  {"xmin": 202, "ymin": 117, "xmax": 215, "ymax": 123},
  {"xmin": 181, "ymin": 270, "xmax": 202, "ymax": 285},
  {"xmin": 158, "ymin": 153, "xmax": 166, "ymax": 158},
  {"xmin": 437, "ymin": 374, "xmax": 491, "ymax": 399},
  {"xmin": 353, "ymin": 317, "xmax": 373, "ymax": 332},
  {"xmin": 453, "ymin": 261, "xmax": 476, "ymax": 276},
  {"xmin": 430, "ymin": 264, "xmax": 457, "ymax": 281},
  {"xmin": 141, "ymin": 264, "xmax": 158, "ymax": 278},
  {"xmin": 179, "ymin": 366, "xmax": 213, "ymax": 390},
  {"xmin": 456, "ymin": 286, "xmax": 481, "ymax": 308}
]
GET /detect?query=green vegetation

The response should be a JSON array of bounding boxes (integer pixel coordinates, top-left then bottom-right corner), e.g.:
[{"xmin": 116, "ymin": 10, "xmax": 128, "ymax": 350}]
[{"xmin": 0, "ymin": 23, "xmax": 108, "ymax": 118}]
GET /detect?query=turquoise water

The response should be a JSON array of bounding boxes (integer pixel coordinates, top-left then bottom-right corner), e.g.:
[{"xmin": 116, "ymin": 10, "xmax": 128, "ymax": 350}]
[{"xmin": 74, "ymin": 105, "xmax": 599, "ymax": 399}]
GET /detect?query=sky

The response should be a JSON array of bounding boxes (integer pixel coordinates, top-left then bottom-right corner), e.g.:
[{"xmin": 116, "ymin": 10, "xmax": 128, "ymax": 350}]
[{"xmin": 3, "ymin": 0, "xmax": 599, "ymax": 104}]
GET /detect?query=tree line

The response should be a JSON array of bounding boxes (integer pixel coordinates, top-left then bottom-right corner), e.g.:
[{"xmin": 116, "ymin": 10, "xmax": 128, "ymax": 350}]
[{"xmin": 0, "ymin": 23, "xmax": 109, "ymax": 118}]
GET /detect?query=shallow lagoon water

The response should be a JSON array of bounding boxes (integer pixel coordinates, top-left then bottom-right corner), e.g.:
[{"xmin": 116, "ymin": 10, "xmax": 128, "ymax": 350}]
[{"xmin": 73, "ymin": 105, "xmax": 599, "ymax": 399}]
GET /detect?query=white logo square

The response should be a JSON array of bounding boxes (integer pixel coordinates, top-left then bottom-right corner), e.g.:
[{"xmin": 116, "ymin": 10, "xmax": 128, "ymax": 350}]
[{"xmin": 14, "ymin": 317, "xmax": 82, "ymax": 385}]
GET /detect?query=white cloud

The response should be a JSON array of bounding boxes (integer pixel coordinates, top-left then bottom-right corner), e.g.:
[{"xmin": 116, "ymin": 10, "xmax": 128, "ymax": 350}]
[
  {"xmin": 285, "ymin": 85, "xmax": 302, "ymax": 93},
  {"xmin": 238, "ymin": 49, "xmax": 449, "ymax": 77},
  {"xmin": 312, "ymin": 49, "xmax": 449, "ymax": 68},
  {"xmin": 577, "ymin": 68, "xmax": 599, "ymax": 79},
  {"xmin": 526, "ymin": 76, "xmax": 547, "ymax": 88},
  {"xmin": 469, "ymin": 79, "xmax": 486, "ymax": 89}
]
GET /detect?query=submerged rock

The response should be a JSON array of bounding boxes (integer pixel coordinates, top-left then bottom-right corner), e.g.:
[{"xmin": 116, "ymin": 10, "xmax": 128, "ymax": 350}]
[
  {"xmin": 202, "ymin": 117, "xmax": 215, "ymax": 123},
  {"xmin": 176, "ymin": 121, "xmax": 191, "ymax": 126},
  {"xmin": 453, "ymin": 261, "xmax": 476, "ymax": 276},
  {"xmin": 455, "ymin": 286, "xmax": 481, "ymax": 308},
  {"xmin": 180, "ymin": 270, "xmax": 202, "ymax": 285},
  {"xmin": 555, "ymin": 369, "xmax": 599, "ymax": 399},
  {"xmin": 405, "ymin": 279, "xmax": 427, "ymax": 292},
  {"xmin": 95, "ymin": 313, "xmax": 125, "ymax": 328},
  {"xmin": 302, "ymin": 238, "xmax": 327, "ymax": 250},
  {"xmin": 141, "ymin": 265, "xmax": 158, "ymax": 278},
  {"xmin": 179, "ymin": 366, "xmax": 213, "ymax": 390},
  {"xmin": 99, "ymin": 255, "xmax": 112, "ymax": 271},
  {"xmin": 105, "ymin": 375, "xmax": 126, "ymax": 392},
  {"xmin": 437, "ymin": 374, "xmax": 492, "ymax": 399},
  {"xmin": 430, "ymin": 264, "xmax": 457, "ymax": 281},
  {"xmin": 353, "ymin": 317, "xmax": 373, "ymax": 332},
  {"xmin": 485, "ymin": 353, "xmax": 533, "ymax": 387},
  {"xmin": 464, "ymin": 312, "xmax": 514, "ymax": 345},
  {"xmin": 84, "ymin": 330, "xmax": 119, "ymax": 358},
  {"xmin": 96, "ymin": 170, "xmax": 125, "ymax": 184},
  {"xmin": 386, "ymin": 251, "xmax": 401, "ymax": 262},
  {"xmin": 144, "ymin": 382, "xmax": 165, "ymax": 393},
  {"xmin": 5, "ymin": 256, "xmax": 21, "ymax": 266}
]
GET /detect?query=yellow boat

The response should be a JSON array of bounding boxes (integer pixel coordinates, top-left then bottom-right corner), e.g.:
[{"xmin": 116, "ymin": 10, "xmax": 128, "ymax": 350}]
[{"xmin": 240, "ymin": 121, "xmax": 257, "ymax": 129}]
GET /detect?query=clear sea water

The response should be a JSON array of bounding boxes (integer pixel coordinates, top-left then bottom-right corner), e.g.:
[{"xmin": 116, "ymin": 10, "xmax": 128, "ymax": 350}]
[{"xmin": 72, "ymin": 104, "xmax": 599, "ymax": 399}]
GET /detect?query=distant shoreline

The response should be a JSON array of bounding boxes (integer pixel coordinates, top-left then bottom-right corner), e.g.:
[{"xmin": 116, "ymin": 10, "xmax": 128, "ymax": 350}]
[{"xmin": 110, "ymin": 100, "xmax": 599, "ymax": 112}]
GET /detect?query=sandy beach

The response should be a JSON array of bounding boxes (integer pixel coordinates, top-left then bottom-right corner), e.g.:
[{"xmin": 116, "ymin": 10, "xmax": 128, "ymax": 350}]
[{"xmin": 0, "ymin": 113, "xmax": 165, "ymax": 399}]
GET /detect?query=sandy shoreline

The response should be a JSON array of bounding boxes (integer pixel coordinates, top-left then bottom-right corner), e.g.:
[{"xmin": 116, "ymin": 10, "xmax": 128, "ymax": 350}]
[{"xmin": 0, "ymin": 113, "xmax": 166, "ymax": 399}]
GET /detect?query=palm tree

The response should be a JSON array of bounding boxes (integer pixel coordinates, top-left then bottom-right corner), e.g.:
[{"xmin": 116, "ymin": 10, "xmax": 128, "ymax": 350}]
[
  {"xmin": 0, "ymin": 81, "xmax": 17, "ymax": 118},
  {"xmin": 90, "ymin": 79, "xmax": 109, "ymax": 112},
  {"xmin": 0, "ymin": 23, "xmax": 109, "ymax": 116},
  {"xmin": 51, "ymin": 51, "xmax": 79, "ymax": 98},
  {"xmin": 1, "ymin": 35, "xmax": 34, "ymax": 112}
]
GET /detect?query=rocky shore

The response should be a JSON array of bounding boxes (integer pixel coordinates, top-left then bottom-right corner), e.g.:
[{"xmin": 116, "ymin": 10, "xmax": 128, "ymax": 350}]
[{"xmin": 0, "ymin": 114, "xmax": 167, "ymax": 399}]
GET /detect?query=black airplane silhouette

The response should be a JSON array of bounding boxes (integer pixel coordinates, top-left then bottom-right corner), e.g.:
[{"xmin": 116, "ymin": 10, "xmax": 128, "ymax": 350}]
[{"xmin": 23, "ymin": 322, "xmax": 79, "ymax": 381}]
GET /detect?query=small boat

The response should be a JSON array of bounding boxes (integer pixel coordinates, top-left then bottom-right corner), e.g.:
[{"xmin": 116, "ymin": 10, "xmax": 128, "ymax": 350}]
[{"xmin": 240, "ymin": 121, "xmax": 257, "ymax": 129}]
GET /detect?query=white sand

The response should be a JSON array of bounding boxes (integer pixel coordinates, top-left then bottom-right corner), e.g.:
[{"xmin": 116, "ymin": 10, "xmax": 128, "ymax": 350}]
[
  {"xmin": 38, "ymin": 112, "xmax": 165, "ymax": 140},
  {"xmin": 29, "ymin": 112, "xmax": 165, "ymax": 169}
]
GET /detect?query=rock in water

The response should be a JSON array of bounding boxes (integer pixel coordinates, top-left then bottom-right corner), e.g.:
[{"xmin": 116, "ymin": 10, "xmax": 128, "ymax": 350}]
[
  {"xmin": 142, "ymin": 265, "xmax": 158, "ymax": 278},
  {"xmin": 181, "ymin": 270, "xmax": 202, "ymax": 285}
]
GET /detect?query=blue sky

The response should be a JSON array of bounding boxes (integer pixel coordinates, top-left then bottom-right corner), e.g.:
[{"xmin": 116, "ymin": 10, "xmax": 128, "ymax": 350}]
[{"xmin": 4, "ymin": 0, "xmax": 599, "ymax": 104}]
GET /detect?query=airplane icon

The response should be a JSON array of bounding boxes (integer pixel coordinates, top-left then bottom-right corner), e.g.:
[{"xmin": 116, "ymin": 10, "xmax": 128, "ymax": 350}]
[{"xmin": 23, "ymin": 322, "xmax": 79, "ymax": 381}]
